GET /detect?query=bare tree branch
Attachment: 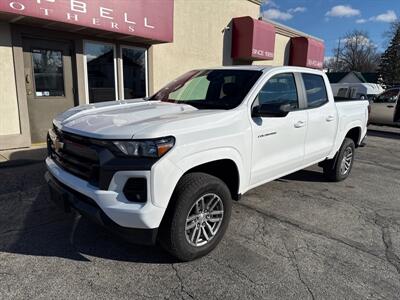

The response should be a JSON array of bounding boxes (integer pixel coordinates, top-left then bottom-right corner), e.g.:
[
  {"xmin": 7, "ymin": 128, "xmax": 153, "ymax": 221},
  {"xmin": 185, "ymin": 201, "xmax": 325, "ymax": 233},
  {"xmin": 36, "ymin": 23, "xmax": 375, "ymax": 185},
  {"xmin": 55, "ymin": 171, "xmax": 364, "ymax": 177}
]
[{"xmin": 325, "ymin": 30, "xmax": 380, "ymax": 72}]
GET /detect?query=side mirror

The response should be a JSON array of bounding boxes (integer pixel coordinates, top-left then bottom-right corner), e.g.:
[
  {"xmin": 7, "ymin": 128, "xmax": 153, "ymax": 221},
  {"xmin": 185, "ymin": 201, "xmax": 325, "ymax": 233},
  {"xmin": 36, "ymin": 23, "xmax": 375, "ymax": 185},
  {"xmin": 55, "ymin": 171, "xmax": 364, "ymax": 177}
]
[{"xmin": 252, "ymin": 103, "xmax": 291, "ymax": 118}]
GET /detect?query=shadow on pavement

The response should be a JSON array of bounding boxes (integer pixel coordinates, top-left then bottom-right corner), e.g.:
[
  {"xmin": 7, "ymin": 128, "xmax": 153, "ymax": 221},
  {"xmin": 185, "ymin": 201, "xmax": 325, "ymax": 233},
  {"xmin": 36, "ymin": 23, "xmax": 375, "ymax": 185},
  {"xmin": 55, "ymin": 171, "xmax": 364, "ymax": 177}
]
[
  {"xmin": 367, "ymin": 129, "xmax": 400, "ymax": 141},
  {"xmin": 0, "ymin": 159, "xmax": 44, "ymax": 168},
  {"xmin": 281, "ymin": 169, "xmax": 329, "ymax": 183},
  {"xmin": 0, "ymin": 162, "xmax": 177, "ymax": 264},
  {"xmin": 0, "ymin": 147, "xmax": 47, "ymax": 168}
]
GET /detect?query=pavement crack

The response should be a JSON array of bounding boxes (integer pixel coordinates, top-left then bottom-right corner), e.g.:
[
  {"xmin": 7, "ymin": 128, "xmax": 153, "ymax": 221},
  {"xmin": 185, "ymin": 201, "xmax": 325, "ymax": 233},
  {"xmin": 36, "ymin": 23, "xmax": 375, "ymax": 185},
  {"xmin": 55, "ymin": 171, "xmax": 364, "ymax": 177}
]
[
  {"xmin": 171, "ymin": 264, "xmax": 195, "ymax": 300},
  {"xmin": 282, "ymin": 241, "xmax": 315, "ymax": 300},
  {"xmin": 236, "ymin": 202, "xmax": 386, "ymax": 263},
  {"xmin": 251, "ymin": 218, "xmax": 262, "ymax": 242},
  {"xmin": 259, "ymin": 218, "xmax": 291, "ymax": 259},
  {"xmin": 0, "ymin": 272, "xmax": 16, "ymax": 277},
  {"xmin": 374, "ymin": 214, "xmax": 400, "ymax": 275},
  {"xmin": 208, "ymin": 256, "xmax": 267, "ymax": 290}
]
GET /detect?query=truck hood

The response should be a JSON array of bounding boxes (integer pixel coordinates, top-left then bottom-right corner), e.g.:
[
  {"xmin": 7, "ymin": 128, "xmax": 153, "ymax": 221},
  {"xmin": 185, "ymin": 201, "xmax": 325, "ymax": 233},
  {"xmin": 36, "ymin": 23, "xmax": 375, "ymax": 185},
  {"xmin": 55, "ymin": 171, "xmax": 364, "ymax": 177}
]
[{"xmin": 54, "ymin": 99, "xmax": 232, "ymax": 139}]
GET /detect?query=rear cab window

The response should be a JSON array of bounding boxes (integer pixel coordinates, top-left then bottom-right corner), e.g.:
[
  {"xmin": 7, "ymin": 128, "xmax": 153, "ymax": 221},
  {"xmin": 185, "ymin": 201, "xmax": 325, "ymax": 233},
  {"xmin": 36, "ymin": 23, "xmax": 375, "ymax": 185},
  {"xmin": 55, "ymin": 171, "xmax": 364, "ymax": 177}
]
[{"xmin": 302, "ymin": 73, "xmax": 328, "ymax": 108}]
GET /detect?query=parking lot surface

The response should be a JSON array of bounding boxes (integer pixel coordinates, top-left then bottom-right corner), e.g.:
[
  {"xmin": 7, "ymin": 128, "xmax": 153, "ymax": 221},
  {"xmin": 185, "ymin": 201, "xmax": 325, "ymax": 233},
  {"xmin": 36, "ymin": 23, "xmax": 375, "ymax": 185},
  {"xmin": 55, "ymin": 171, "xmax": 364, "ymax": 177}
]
[{"xmin": 1, "ymin": 127, "xmax": 400, "ymax": 299}]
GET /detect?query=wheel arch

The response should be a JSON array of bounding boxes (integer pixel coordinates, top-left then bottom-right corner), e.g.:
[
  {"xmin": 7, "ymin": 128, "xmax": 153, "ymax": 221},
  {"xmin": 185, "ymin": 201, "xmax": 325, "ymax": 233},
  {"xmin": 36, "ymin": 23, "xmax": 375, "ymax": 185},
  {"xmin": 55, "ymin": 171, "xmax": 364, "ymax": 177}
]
[
  {"xmin": 173, "ymin": 147, "xmax": 245, "ymax": 198},
  {"xmin": 345, "ymin": 126, "xmax": 362, "ymax": 148},
  {"xmin": 181, "ymin": 159, "xmax": 241, "ymax": 201},
  {"xmin": 330, "ymin": 122, "xmax": 364, "ymax": 157}
]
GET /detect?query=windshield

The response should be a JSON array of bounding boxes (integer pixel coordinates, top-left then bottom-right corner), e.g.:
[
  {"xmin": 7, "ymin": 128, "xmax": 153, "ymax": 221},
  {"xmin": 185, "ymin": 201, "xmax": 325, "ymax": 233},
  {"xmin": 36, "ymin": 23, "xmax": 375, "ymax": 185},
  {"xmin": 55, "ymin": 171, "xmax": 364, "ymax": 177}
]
[{"xmin": 149, "ymin": 69, "xmax": 262, "ymax": 109}]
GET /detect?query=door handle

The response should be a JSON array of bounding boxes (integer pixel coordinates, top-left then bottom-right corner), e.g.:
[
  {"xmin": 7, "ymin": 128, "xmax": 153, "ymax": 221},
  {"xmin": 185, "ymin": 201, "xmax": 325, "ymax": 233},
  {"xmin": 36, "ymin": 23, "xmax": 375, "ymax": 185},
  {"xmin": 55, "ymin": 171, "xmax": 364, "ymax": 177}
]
[
  {"xmin": 387, "ymin": 105, "xmax": 394, "ymax": 108},
  {"xmin": 326, "ymin": 115, "xmax": 335, "ymax": 122},
  {"xmin": 294, "ymin": 121, "xmax": 306, "ymax": 128}
]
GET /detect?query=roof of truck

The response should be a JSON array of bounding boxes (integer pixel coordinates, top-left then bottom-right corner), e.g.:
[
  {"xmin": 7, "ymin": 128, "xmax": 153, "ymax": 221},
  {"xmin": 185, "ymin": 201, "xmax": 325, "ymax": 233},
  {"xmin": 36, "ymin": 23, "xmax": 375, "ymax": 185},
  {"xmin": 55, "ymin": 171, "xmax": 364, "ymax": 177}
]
[{"xmin": 205, "ymin": 65, "xmax": 324, "ymax": 73}]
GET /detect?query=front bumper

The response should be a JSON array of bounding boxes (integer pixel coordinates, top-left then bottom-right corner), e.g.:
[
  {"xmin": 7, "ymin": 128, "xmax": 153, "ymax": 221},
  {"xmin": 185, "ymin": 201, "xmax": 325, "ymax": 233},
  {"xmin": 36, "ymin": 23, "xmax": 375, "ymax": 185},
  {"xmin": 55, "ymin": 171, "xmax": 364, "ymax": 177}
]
[
  {"xmin": 46, "ymin": 157, "xmax": 166, "ymax": 229},
  {"xmin": 45, "ymin": 172, "xmax": 158, "ymax": 245}
]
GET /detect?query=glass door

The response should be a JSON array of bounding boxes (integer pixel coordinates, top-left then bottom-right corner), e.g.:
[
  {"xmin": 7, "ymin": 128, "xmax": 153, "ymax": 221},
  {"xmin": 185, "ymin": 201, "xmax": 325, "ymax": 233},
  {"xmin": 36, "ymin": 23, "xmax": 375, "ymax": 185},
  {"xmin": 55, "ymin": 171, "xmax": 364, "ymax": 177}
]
[{"xmin": 84, "ymin": 41, "xmax": 117, "ymax": 103}]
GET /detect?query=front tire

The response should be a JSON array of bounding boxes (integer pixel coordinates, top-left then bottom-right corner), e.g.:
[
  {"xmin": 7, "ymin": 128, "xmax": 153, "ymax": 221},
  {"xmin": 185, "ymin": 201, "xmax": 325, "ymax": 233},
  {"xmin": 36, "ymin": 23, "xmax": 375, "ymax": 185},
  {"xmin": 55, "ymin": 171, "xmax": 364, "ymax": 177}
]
[
  {"xmin": 159, "ymin": 173, "xmax": 232, "ymax": 261},
  {"xmin": 323, "ymin": 138, "xmax": 355, "ymax": 182}
]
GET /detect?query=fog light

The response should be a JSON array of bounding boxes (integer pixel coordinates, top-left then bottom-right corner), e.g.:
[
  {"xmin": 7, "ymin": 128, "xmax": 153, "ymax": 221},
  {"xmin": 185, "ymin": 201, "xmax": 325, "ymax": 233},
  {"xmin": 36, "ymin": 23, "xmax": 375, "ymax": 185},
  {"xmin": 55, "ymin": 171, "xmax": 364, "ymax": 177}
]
[{"xmin": 123, "ymin": 178, "xmax": 147, "ymax": 203}]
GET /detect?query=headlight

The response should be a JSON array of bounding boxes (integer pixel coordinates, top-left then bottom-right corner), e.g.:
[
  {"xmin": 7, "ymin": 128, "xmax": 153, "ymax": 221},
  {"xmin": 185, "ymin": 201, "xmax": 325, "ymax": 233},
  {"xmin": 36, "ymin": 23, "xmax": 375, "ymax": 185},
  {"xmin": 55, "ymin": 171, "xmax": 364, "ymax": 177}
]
[{"xmin": 113, "ymin": 136, "xmax": 175, "ymax": 158}]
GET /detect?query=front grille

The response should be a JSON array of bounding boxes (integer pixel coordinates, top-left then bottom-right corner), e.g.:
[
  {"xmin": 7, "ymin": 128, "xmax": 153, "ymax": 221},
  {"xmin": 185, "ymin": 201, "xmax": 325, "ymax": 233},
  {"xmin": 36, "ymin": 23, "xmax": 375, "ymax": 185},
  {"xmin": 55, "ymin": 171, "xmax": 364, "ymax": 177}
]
[{"xmin": 48, "ymin": 127, "xmax": 100, "ymax": 185}]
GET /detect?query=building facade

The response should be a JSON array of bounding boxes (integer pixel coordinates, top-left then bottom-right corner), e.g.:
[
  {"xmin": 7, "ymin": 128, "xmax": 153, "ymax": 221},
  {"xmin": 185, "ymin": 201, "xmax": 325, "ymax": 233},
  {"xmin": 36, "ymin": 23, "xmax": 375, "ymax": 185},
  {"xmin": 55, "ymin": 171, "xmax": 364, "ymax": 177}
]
[{"xmin": 0, "ymin": 0, "xmax": 324, "ymax": 150}]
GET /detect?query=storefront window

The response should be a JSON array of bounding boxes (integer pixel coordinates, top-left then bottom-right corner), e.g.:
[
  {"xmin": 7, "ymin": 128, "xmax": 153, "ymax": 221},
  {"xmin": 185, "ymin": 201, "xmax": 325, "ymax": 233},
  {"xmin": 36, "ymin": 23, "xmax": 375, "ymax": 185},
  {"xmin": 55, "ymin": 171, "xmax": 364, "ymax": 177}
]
[
  {"xmin": 32, "ymin": 49, "xmax": 65, "ymax": 97},
  {"xmin": 84, "ymin": 42, "xmax": 117, "ymax": 103},
  {"xmin": 122, "ymin": 47, "xmax": 147, "ymax": 99}
]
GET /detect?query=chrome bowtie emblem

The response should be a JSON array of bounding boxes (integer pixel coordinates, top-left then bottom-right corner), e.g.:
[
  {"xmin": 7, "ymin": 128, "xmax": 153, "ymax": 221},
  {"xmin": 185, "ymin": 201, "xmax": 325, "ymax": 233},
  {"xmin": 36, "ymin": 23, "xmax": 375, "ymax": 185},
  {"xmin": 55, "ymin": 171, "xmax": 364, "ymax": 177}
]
[{"xmin": 54, "ymin": 139, "xmax": 64, "ymax": 151}]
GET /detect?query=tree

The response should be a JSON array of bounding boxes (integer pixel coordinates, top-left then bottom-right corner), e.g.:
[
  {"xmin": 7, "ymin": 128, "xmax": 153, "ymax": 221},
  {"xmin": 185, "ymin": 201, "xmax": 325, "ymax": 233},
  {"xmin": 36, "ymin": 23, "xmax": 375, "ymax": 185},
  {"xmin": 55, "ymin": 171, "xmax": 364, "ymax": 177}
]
[
  {"xmin": 327, "ymin": 30, "xmax": 380, "ymax": 72},
  {"xmin": 324, "ymin": 56, "xmax": 346, "ymax": 72},
  {"xmin": 379, "ymin": 22, "xmax": 400, "ymax": 87}
]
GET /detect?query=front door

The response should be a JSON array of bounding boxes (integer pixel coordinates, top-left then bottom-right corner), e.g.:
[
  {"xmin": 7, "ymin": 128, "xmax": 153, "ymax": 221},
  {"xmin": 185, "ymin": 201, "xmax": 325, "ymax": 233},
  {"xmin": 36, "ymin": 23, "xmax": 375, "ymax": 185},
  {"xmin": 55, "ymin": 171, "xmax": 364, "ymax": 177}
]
[
  {"xmin": 250, "ymin": 73, "xmax": 307, "ymax": 186},
  {"xmin": 370, "ymin": 89, "xmax": 399, "ymax": 125},
  {"xmin": 23, "ymin": 38, "xmax": 75, "ymax": 143}
]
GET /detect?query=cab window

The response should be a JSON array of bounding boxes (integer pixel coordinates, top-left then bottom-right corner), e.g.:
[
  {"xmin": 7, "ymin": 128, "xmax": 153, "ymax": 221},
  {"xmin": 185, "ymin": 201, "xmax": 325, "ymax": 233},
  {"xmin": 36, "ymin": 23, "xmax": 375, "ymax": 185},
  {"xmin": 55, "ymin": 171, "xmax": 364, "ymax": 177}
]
[
  {"xmin": 256, "ymin": 73, "xmax": 299, "ymax": 110},
  {"xmin": 302, "ymin": 73, "xmax": 328, "ymax": 108},
  {"xmin": 337, "ymin": 88, "xmax": 348, "ymax": 98}
]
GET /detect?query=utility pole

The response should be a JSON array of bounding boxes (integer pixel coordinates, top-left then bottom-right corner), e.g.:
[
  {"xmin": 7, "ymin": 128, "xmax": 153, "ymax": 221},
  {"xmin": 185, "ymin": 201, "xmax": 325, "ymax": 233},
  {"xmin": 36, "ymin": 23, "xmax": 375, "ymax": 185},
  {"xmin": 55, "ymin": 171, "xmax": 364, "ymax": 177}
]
[{"xmin": 335, "ymin": 38, "xmax": 341, "ymax": 71}]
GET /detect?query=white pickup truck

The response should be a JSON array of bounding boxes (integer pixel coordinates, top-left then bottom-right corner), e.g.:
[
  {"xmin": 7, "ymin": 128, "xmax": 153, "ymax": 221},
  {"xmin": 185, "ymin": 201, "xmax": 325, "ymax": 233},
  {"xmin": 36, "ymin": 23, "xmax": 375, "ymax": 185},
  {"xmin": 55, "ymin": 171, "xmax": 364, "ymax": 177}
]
[{"xmin": 46, "ymin": 66, "xmax": 368, "ymax": 261}]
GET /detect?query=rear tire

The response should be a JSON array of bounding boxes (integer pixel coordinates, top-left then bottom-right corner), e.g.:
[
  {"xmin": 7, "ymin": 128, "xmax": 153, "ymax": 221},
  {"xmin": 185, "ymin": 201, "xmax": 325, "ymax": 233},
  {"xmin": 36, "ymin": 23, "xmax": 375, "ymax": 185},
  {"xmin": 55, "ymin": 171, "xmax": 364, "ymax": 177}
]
[
  {"xmin": 323, "ymin": 138, "xmax": 355, "ymax": 182},
  {"xmin": 159, "ymin": 172, "xmax": 232, "ymax": 261}
]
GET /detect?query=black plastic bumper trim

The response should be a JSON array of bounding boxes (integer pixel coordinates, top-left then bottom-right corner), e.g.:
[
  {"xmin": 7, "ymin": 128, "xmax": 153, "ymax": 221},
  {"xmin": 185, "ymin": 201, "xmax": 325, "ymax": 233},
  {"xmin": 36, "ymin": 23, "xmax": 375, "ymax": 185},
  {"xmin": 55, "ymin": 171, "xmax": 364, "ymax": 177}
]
[
  {"xmin": 45, "ymin": 172, "xmax": 158, "ymax": 246},
  {"xmin": 360, "ymin": 135, "xmax": 367, "ymax": 147}
]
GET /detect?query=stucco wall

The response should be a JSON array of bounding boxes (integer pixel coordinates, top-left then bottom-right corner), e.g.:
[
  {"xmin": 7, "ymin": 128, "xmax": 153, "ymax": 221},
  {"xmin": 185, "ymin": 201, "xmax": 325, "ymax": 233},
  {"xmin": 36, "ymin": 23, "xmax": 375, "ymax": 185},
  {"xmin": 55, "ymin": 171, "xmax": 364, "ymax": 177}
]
[
  {"xmin": 257, "ymin": 34, "xmax": 291, "ymax": 67},
  {"xmin": 0, "ymin": 22, "xmax": 20, "ymax": 136},
  {"xmin": 150, "ymin": 0, "xmax": 260, "ymax": 92}
]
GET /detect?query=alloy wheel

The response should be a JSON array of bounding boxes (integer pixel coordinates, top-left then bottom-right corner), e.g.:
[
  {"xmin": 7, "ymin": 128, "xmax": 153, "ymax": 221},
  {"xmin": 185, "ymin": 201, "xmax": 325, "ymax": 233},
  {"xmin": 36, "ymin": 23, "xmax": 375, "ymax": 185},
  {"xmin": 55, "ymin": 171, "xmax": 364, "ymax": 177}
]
[
  {"xmin": 340, "ymin": 147, "xmax": 353, "ymax": 175},
  {"xmin": 185, "ymin": 193, "xmax": 224, "ymax": 247}
]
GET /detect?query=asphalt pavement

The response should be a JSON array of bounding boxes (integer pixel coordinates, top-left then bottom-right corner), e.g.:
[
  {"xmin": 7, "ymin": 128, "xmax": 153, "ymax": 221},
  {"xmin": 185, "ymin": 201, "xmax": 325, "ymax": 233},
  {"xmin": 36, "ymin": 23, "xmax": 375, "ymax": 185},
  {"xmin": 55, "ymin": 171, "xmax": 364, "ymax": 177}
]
[{"xmin": 0, "ymin": 127, "xmax": 399, "ymax": 299}]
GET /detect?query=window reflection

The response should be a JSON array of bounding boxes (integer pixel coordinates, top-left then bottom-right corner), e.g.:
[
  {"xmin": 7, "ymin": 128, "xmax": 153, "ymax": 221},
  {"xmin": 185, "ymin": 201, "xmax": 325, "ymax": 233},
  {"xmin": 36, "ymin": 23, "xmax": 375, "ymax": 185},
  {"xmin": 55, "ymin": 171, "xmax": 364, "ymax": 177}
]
[
  {"xmin": 258, "ymin": 73, "xmax": 298, "ymax": 109},
  {"xmin": 85, "ymin": 42, "xmax": 116, "ymax": 103},
  {"xmin": 122, "ymin": 47, "xmax": 146, "ymax": 99},
  {"xmin": 32, "ymin": 49, "xmax": 64, "ymax": 97}
]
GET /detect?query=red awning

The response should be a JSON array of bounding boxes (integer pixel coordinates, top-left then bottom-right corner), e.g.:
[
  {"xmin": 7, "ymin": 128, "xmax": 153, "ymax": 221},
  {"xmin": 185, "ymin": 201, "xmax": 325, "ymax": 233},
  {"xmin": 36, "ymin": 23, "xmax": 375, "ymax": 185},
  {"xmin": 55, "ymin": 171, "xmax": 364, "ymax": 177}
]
[
  {"xmin": 289, "ymin": 37, "xmax": 325, "ymax": 69},
  {"xmin": 0, "ymin": 0, "xmax": 173, "ymax": 43},
  {"xmin": 231, "ymin": 17, "xmax": 275, "ymax": 61}
]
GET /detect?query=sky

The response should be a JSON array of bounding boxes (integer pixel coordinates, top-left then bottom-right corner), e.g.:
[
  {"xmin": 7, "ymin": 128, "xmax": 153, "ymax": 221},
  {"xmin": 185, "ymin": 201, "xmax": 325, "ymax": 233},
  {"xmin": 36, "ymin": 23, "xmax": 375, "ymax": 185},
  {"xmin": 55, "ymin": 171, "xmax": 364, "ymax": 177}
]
[{"xmin": 260, "ymin": 0, "xmax": 400, "ymax": 60}]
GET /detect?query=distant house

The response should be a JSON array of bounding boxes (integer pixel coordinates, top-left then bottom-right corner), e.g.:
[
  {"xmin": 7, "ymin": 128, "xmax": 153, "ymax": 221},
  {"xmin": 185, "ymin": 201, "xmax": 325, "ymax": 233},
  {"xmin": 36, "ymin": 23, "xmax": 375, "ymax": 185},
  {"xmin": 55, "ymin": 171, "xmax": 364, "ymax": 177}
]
[{"xmin": 326, "ymin": 71, "xmax": 380, "ymax": 84}]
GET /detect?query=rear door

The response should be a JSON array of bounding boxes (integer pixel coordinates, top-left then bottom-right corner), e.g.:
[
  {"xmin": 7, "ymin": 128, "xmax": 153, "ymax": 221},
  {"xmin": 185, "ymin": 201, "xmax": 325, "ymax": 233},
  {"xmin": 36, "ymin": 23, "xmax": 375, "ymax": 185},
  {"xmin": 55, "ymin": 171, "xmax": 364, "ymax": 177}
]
[
  {"xmin": 302, "ymin": 73, "xmax": 337, "ymax": 164},
  {"xmin": 370, "ymin": 89, "xmax": 399, "ymax": 124},
  {"xmin": 23, "ymin": 38, "xmax": 75, "ymax": 143},
  {"xmin": 250, "ymin": 72, "xmax": 307, "ymax": 185}
]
